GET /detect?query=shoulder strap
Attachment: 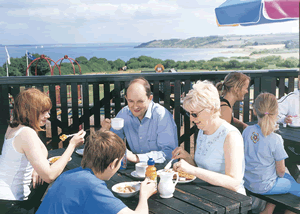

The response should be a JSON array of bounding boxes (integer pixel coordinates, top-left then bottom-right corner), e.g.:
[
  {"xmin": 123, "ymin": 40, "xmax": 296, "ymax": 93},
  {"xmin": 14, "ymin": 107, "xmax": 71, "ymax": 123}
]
[
  {"xmin": 13, "ymin": 126, "xmax": 26, "ymax": 138},
  {"xmin": 220, "ymin": 97, "xmax": 232, "ymax": 108}
]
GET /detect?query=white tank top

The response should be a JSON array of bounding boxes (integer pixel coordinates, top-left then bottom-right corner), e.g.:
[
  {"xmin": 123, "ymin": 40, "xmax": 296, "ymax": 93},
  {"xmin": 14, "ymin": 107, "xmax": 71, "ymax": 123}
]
[{"xmin": 0, "ymin": 127, "xmax": 33, "ymax": 200}]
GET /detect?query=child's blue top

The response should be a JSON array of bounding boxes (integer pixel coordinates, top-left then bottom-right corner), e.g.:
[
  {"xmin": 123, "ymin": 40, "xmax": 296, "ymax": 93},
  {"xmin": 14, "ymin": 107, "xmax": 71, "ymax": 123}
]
[
  {"xmin": 242, "ymin": 124, "xmax": 288, "ymax": 194},
  {"xmin": 36, "ymin": 167, "xmax": 126, "ymax": 214}
]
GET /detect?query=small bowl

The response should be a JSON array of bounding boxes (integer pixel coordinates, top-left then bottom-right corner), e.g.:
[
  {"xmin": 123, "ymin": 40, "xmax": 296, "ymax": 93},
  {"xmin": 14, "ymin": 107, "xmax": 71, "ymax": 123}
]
[{"xmin": 112, "ymin": 182, "xmax": 140, "ymax": 198}]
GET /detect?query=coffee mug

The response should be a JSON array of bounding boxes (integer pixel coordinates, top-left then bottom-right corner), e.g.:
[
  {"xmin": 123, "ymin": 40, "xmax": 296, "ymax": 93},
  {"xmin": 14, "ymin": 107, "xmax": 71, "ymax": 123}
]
[
  {"xmin": 111, "ymin": 118, "xmax": 124, "ymax": 130},
  {"xmin": 135, "ymin": 162, "xmax": 147, "ymax": 177}
]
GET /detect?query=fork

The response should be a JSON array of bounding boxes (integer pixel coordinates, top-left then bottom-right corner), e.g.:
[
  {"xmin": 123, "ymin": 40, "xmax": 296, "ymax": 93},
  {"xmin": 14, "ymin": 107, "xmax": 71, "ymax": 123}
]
[
  {"xmin": 164, "ymin": 153, "xmax": 179, "ymax": 170},
  {"xmin": 59, "ymin": 133, "xmax": 76, "ymax": 141},
  {"xmin": 164, "ymin": 158, "xmax": 174, "ymax": 170},
  {"xmin": 64, "ymin": 133, "xmax": 76, "ymax": 138}
]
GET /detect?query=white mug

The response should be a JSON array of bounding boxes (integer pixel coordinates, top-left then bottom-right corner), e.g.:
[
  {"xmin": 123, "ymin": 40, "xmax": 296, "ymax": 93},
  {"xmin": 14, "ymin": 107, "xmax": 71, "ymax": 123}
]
[
  {"xmin": 135, "ymin": 162, "xmax": 148, "ymax": 177},
  {"xmin": 111, "ymin": 118, "xmax": 124, "ymax": 130}
]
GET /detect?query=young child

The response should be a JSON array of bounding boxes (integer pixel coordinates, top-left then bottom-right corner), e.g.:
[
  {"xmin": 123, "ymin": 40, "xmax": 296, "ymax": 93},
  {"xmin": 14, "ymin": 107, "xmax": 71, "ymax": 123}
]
[
  {"xmin": 36, "ymin": 130, "xmax": 156, "ymax": 214},
  {"xmin": 243, "ymin": 92, "xmax": 300, "ymax": 214}
]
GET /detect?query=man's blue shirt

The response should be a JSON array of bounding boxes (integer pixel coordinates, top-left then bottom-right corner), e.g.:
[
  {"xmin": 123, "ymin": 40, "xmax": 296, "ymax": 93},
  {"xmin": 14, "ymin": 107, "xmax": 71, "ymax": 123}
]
[
  {"xmin": 36, "ymin": 167, "xmax": 126, "ymax": 214},
  {"xmin": 111, "ymin": 101, "xmax": 178, "ymax": 161}
]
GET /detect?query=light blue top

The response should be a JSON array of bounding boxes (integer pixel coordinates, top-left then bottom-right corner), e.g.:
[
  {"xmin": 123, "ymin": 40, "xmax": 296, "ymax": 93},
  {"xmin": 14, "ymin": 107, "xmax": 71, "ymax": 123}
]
[
  {"xmin": 111, "ymin": 101, "xmax": 178, "ymax": 161},
  {"xmin": 242, "ymin": 124, "xmax": 288, "ymax": 194},
  {"xmin": 194, "ymin": 122, "xmax": 245, "ymax": 194},
  {"xmin": 36, "ymin": 167, "xmax": 126, "ymax": 214}
]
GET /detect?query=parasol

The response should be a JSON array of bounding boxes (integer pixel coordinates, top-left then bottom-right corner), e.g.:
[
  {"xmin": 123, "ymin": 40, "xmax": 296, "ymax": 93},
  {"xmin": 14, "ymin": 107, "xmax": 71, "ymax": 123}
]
[{"xmin": 215, "ymin": 0, "xmax": 299, "ymax": 26}]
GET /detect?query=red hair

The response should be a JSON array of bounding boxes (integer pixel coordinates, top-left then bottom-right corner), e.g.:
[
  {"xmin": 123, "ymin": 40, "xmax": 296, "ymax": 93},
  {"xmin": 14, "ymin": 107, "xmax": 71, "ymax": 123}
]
[{"xmin": 10, "ymin": 88, "xmax": 52, "ymax": 132}]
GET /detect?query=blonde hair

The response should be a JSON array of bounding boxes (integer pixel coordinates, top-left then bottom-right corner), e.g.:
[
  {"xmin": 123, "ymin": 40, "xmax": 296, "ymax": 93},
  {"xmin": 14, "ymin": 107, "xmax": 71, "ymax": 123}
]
[
  {"xmin": 254, "ymin": 92, "xmax": 278, "ymax": 137},
  {"xmin": 10, "ymin": 88, "xmax": 52, "ymax": 132},
  {"xmin": 216, "ymin": 72, "xmax": 250, "ymax": 96},
  {"xmin": 183, "ymin": 80, "xmax": 220, "ymax": 118}
]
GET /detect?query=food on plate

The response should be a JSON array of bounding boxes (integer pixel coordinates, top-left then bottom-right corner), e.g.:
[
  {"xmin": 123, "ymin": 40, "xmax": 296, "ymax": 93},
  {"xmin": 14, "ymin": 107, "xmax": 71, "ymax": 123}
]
[
  {"xmin": 176, "ymin": 170, "xmax": 195, "ymax": 180},
  {"xmin": 162, "ymin": 169, "xmax": 195, "ymax": 180},
  {"xmin": 59, "ymin": 134, "xmax": 68, "ymax": 141},
  {"xmin": 49, "ymin": 157, "xmax": 60, "ymax": 164},
  {"xmin": 116, "ymin": 185, "xmax": 136, "ymax": 193}
]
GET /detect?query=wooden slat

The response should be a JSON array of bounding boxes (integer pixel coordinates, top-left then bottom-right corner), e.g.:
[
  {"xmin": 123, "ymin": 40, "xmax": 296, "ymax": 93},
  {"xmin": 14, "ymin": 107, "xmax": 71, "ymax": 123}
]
[
  {"xmin": 10, "ymin": 85, "xmax": 20, "ymax": 99},
  {"xmin": 114, "ymin": 81, "xmax": 121, "ymax": 114},
  {"xmin": 104, "ymin": 83, "xmax": 111, "ymax": 119},
  {"xmin": 184, "ymin": 80, "xmax": 191, "ymax": 151},
  {"xmin": 93, "ymin": 83, "xmax": 100, "ymax": 129},
  {"xmin": 163, "ymin": 80, "xmax": 171, "ymax": 111},
  {"xmin": 153, "ymin": 80, "xmax": 160, "ymax": 103},
  {"xmin": 174, "ymin": 186, "xmax": 224, "ymax": 213},
  {"xmin": 261, "ymin": 76, "xmax": 276, "ymax": 94},
  {"xmin": 49, "ymin": 84, "xmax": 58, "ymax": 149},
  {"xmin": 71, "ymin": 83, "xmax": 79, "ymax": 132},
  {"xmin": 201, "ymin": 185, "xmax": 252, "ymax": 211},
  {"xmin": 0, "ymin": 85, "xmax": 10, "ymax": 153},
  {"xmin": 151, "ymin": 194, "xmax": 209, "ymax": 214},
  {"xmin": 174, "ymin": 80, "xmax": 181, "ymax": 145},
  {"xmin": 178, "ymin": 184, "xmax": 240, "ymax": 213},
  {"xmin": 278, "ymin": 77, "xmax": 285, "ymax": 98},
  {"xmin": 288, "ymin": 76, "xmax": 295, "ymax": 93},
  {"xmin": 60, "ymin": 83, "xmax": 68, "ymax": 131},
  {"xmin": 243, "ymin": 84, "xmax": 250, "ymax": 123},
  {"xmin": 124, "ymin": 81, "xmax": 130, "ymax": 106},
  {"xmin": 82, "ymin": 82, "xmax": 90, "ymax": 130},
  {"xmin": 60, "ymin": 83, "xmax": 68, "ymax": 147}
]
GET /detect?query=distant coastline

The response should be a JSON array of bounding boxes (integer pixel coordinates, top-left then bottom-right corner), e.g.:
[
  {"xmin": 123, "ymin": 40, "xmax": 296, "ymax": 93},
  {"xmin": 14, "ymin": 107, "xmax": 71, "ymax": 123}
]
[{"xmin": 134, "ymin": 33, "xmax": 298, "ymax": 49}]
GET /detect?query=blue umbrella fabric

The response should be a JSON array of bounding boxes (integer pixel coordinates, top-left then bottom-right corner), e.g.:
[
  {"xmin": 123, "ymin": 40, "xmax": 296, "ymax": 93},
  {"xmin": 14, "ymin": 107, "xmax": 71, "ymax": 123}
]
[{"xmin": 215, "ymin": 0, "xmax": 299, "ymax": 26}]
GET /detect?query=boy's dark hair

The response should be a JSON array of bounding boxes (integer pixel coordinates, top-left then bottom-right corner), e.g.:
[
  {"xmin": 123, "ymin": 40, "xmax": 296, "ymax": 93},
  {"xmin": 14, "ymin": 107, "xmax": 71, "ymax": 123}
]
[{"xmin": 81, "ymin": 130, "xmax": 126, "ymax": 173}]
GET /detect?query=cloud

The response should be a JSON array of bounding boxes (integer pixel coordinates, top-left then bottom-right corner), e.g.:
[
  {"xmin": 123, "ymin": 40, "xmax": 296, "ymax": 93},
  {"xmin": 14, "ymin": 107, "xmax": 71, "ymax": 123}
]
[{"xmin": 0, "ymin": 0, "xmax": 298, "ymax": 45}]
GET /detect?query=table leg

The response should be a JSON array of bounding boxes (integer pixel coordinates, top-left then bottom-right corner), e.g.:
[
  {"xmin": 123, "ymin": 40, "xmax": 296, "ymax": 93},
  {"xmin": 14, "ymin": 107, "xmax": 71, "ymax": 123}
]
[{"xmin": 285, "ymin": 147, "xmax": 300, "ymax": 183}]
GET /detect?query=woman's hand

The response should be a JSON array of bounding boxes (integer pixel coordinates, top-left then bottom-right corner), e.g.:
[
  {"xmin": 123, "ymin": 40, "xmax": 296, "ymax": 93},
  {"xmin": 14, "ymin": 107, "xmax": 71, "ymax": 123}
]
[
  {"xmin": 101, "ymin": 118, "xmax": 111, "ymax": 131},
  {"xmin": 32, "ymin": 169, "xmax": 44, "ymax": 189},
  {"xmin": 172, "ymin": 147, "xmax": 190, "ymax": 160},
  {"xmin": 284, "ymin": 115, "xmax": 293, "ymax": 124},
  {"xmin": 173, "ymin": 159, "xmax": 196, "ymax": 175},
  {"xmin": 69, "ymin": 130, "xmax": 86, "ymax": 148}
]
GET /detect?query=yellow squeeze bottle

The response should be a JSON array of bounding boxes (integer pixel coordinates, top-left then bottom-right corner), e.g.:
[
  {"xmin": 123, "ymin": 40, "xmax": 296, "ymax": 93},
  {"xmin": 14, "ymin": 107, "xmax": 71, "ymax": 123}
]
[{"xmin": 145, "ymin": 158, "xmax": 157, "ymax": 182}]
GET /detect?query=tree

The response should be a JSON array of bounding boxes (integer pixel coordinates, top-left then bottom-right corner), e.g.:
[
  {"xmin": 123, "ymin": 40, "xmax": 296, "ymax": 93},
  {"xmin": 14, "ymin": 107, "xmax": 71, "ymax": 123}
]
[
  {"xmin": 163, "ymin": 59, "xmax": 176, "ymax": 69},
  {"xmin": 75, "ymin": 56, "xmax": 89, "ymax": 65}
]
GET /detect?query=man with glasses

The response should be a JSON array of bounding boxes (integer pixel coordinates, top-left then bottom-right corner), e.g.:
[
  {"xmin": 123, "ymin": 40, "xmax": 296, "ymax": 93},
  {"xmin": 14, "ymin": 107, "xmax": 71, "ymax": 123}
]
[{"xmin": 101, "ymin": 77, "xmax": 178, "ymax": 163}]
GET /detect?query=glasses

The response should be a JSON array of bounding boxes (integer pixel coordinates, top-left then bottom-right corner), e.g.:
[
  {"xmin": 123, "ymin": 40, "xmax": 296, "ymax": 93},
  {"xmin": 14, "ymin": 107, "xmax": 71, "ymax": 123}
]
[{"xmin": 186, "ymin": 109, "xmax": 205, "ymax": 118}]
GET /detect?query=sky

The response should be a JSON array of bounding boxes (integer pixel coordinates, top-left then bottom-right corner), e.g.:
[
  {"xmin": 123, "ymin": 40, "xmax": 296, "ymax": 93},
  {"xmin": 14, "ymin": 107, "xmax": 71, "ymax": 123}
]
[{"xmin": 0, "ymin": 0, "xmax": 299, "ymax": 45}]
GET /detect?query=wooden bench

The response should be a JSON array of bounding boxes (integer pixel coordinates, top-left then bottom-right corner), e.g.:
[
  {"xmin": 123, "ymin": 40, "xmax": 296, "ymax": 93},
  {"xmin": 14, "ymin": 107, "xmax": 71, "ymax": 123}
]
[{"xmin": 246, "ymin": 189, "xmax": 300, "ymax": 213}]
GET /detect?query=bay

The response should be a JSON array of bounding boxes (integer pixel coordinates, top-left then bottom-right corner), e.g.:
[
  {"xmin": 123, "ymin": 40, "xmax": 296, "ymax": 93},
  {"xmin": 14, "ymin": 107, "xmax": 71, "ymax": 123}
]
[{"xmin": 0, "ymin": 43, "xmax": 248, "ymax": 66}]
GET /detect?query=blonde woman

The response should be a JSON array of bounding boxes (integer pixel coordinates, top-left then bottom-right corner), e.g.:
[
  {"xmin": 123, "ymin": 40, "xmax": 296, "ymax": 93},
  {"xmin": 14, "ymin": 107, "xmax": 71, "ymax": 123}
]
[
  {"xmin": 243, "ymin": 93, "xmax": 300, "ymax": 214},
  {"xmin": 216, "ymin": 72, "xmax": 250, "ymax": 131},
  {"xmin": 172, "ymin": 80, "xmax": 245, "ymax": 194},
  {"xmin": 0, "ymin": 88, "xmax": 86, "ymax": 214}
]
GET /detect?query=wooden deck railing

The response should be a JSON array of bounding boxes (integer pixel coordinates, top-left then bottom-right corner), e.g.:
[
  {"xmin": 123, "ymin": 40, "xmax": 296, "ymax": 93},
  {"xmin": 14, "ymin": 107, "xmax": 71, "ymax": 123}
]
[{"xmin": 0, "ymin": 69, "xmax": 298, "ymax": 151}]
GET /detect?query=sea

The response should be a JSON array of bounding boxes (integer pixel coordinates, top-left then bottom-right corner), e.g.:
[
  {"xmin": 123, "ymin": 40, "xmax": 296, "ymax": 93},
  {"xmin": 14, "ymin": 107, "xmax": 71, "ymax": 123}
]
[{"xmin": 0, "ymin": 43, "xmax": 249, "ymax": 66}]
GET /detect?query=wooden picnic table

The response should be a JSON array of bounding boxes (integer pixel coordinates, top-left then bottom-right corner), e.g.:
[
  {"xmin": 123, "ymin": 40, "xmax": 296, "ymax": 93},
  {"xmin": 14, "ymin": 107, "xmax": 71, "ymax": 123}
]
[{"xmin": 48, "ymin": 148, "xmax": 252, "ymax": 214}]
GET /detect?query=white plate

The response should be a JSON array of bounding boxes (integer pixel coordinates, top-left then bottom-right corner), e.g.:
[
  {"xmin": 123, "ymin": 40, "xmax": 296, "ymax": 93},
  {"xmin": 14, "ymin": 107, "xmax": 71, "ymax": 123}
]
[
  {"xmin": 288, "ymin": 123, "xmax": 300, "ymax": 128},
  {"xmin": 157, "ymin": 169, "xmax": 196, "ymax": 184},
  {"xmin": 48, "ymin": 156, "xmax": 72, "ymax": 164},
  {"xmin": 130, "ymin": 171, "xmax": 145, "ymax": 178},
  {"xmin": 112, "ymin": 182, "xmax": 140, "ymax": 198},
  {"xmin": 75, "ymin": 149, "xmax": 84, "ymax": 156}
]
